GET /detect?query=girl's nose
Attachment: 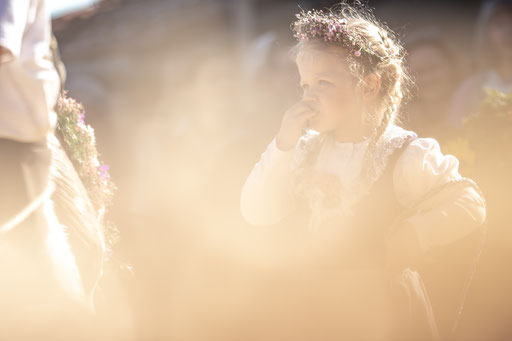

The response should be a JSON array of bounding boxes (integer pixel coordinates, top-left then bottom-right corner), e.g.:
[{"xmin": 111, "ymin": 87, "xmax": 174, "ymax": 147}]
[{"xmin": 302, "ymin": 88, "xmax": 318, "ymax": 102}]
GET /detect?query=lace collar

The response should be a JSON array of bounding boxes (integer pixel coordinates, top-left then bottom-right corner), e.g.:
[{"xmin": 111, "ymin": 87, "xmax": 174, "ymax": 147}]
[{"xmin": 291, "ymin": 124, "xmax": 416, "ymax": 231}]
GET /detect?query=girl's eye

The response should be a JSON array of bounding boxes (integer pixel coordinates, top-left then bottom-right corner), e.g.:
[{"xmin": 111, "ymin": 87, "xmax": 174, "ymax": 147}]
[{"xmin": 318, "ymin": 80, "xmax": 333, "ymax": 87}]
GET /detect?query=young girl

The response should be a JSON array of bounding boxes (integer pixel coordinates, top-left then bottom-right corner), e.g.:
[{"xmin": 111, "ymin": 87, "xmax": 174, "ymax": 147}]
[{"xmin": 241, "ymin": 3, "xmax": 486, "ymax": 340}]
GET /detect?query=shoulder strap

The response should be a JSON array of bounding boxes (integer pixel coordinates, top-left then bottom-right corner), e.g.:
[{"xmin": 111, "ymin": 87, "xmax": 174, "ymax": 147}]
[
  {"xmin": 364, "ymin": 134, "xmax": 418, "ymax": 211},
  {"xmin": 386, "ymin": 135, "xmax": 418, "ymax": 176}
]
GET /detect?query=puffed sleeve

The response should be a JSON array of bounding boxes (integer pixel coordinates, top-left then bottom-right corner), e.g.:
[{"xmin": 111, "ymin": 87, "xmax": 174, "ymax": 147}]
[
  {"xmin": 393, "ymin": 138, "xmax": 486, "ymax": 251},
  {"xmin": 0, "ymin": 0, "xmax": 30, "ymax": 62},
  {"xmin": 240, "ymin": 138, "xmax": 297, "ymax": 226}
]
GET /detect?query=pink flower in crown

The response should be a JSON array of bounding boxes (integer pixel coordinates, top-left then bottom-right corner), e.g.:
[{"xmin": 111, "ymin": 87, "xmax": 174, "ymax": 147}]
[
  {"xmin": 292, "ymin": 9, "xmax": 382, "ymax": 63},
  {"xmin": 79, "ymin": 111, "xmax": 85, "ymax": 125},
  {"xmin": 99, "ymin": 164, "xmax": 110, "ymax": 180}
]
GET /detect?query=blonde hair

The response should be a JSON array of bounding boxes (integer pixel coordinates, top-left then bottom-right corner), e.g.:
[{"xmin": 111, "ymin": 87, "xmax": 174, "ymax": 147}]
[{"xmin": 292, "ymin": 1, "xmax": 412, "ymax": 180}]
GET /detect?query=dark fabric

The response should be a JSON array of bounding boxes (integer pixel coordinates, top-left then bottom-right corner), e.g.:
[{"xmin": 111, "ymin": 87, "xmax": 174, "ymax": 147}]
[
  {"xmin": 391, "ymin": 269, "xmax": 440, "ymax": 340},
  {"xmin": 0, "ymin": 138, "xmax": 56, "ymax": 310},
  {"xmin": 418, "ymin": 219, "xmax": 486, "ymax": 339},
  {"xmin": 310, "ymin": 135, "xmax": 419, "ymax": 269},
  {"xmin": 348, "ymin": 135, "xmax": 439, "ymax": 340},
  {"xmin": 0, "ymin": 137, "xmax": 103, "ymax": 300},
  {"xmin": 0, "ymin": 138, "xmax": 97, "ymax": 340},
  {"xmin": 349, "ymin": 135, "xmax": 439, "ymax": 340},
  {"xmin": 345, "ymin": 135, "xmax": 420, "ymax": 264},
  {"xmin": 0, "ymin": 138, "xmax": 51, "ymax": 241},
  {"xmin": 300, "ymin": 135, "xmax": 440, "ymax": 340}
]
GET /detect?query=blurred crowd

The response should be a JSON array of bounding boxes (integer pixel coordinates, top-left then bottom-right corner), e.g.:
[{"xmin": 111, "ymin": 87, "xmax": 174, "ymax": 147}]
[{"xmin": 3, "ymin": 0, "xmax": 509, "ymax": 340}]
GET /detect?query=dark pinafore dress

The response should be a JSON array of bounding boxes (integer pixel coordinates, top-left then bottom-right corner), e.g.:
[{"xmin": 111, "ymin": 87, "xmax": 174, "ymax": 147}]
[{"xmin": 291, "ymin": 135, "xmax": 439, "ymax": 341}]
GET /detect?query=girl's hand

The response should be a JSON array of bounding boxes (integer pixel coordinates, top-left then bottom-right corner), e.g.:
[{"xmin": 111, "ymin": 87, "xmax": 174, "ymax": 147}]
[{"xmin": 275, "ymin": 101, "xmax": 317, "ymax": 151}]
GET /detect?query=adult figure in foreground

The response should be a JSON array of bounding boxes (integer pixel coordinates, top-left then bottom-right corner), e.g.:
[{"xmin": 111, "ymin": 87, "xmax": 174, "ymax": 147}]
[{"xmin": 0, "ymin": 0, "xmax": 93, "ymax": 339}]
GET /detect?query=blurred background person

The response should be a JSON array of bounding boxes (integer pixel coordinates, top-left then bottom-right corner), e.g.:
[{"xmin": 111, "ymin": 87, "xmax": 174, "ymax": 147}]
[
  {"xmin": 403, "ymin": 28, "xmax": 465, "ymax": 143},
  {"xmin": 449, "ymin": 0, "xmax": 512, "ymax": 127}
]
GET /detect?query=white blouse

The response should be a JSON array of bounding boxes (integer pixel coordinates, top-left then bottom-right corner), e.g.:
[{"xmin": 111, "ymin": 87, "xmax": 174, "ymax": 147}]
[{"xmin": 240, "ymin": 131, "xmax": 486, "ymax": 252}]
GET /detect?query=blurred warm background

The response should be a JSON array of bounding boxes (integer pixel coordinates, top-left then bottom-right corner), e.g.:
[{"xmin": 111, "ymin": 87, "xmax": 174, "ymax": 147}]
[{"xmin": 51, "ymin": 0, "xmax": 511, "ymax": 340}]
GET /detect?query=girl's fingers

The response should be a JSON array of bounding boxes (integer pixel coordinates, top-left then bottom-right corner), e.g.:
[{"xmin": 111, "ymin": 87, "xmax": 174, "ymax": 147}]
[
  {"xmin": 297, "ymin": 111, "xmax": 317, "ymax": 124},
  {"xmin": 292, "ymin": 107, "xmax": 316, "ymax": 119}
]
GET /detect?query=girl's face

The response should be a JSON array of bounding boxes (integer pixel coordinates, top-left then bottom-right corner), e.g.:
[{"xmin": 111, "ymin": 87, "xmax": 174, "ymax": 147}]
[{"xmin": 296, "ymin": 48, "xmax": 362, "ymax": 135}]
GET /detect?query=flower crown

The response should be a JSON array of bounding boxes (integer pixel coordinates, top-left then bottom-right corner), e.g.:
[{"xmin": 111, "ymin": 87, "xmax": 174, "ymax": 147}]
[{"xmin": 292, "ymin": 9, "xmax": 382, "ymax": 63}]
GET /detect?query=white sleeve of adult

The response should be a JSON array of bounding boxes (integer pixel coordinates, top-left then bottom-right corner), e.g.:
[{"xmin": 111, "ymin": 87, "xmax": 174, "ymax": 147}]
[
  {"xmin": 393, "ymin": 138, "xmax": 486, "ymax": 251},
  {"xmin": 240, "ymin": 138, "xmax": 297, "ymax": 226},
  {"xmin": 0, "ymin": 0, "xmax": 30, "ymax": 62}
]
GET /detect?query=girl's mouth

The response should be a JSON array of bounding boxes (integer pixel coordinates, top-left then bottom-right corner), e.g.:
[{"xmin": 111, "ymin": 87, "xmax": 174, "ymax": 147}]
[{"xmin": 309, "ymin": 103, "xmax": 321, "ymax": 113}]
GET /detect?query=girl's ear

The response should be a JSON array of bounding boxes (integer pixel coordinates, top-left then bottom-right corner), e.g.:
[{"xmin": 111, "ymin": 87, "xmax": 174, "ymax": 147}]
[{"xmin": 360, "ymin": 73, "xmax": 382, "ymax": 101}]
